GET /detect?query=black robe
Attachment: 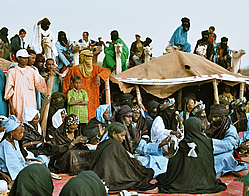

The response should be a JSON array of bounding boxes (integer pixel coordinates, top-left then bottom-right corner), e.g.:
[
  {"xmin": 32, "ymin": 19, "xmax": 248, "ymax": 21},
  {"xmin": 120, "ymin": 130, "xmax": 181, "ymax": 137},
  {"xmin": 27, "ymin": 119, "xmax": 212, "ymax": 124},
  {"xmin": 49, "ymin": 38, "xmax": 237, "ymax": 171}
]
[
  {"xmin": 91, "ymin": 138, "xmax": 156, "ymax": 191},
  {"xmin": 193, "ymin": 39, "xmax": 215, "ymax": 60},
  {"xmin": 49, "ymin": 124, "xmax": 95, "ymax": 175},
  {"xmin": 156, "ymin": 117, "xmax": 227, "ymax": 194}
]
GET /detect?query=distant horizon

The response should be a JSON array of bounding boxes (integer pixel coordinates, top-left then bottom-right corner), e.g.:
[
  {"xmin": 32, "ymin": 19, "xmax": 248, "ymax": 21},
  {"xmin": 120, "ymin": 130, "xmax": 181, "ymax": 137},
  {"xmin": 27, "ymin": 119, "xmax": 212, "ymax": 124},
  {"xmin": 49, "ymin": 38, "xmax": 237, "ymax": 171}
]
[{"xmin": 1, "ymin": 0, "xmax": 249, "ymax": 69}]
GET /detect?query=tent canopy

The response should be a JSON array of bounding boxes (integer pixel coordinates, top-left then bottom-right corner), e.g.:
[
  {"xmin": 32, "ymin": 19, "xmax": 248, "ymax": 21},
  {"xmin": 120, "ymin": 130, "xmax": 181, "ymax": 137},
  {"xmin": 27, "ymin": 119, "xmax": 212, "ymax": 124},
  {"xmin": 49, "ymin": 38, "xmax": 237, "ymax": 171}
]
[{"xmin": 110, "ymin": 51, "xmax": 249, "ymax": 98}]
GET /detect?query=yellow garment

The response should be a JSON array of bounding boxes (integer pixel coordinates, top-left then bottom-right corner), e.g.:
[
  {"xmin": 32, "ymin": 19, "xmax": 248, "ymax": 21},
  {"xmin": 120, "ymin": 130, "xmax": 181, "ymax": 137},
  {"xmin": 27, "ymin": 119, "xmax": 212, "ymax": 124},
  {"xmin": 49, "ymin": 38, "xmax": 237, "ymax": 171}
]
[
  {"xmin": 246, "ymin": 101, "xmax": 249, "ymax": 113},
  {"xmin": 79, "ymin": 50, "xmax": 93, "ymax": 78}
]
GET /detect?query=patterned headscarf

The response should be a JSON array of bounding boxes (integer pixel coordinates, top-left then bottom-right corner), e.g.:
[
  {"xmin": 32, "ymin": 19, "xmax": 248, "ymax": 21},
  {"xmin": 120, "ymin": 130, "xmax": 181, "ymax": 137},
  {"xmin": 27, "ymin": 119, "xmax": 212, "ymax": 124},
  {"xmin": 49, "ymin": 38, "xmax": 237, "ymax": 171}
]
[
  {"xmin": 132, "ymin": 105, "xmax": 141, "ymax": 113},
  {"xmin": 66, "ymin": 114, "xmax": 80, "ymax": 126},
  {"xmin": 79, "ymin": 50, "xmax": 93, "ymax": 78}
]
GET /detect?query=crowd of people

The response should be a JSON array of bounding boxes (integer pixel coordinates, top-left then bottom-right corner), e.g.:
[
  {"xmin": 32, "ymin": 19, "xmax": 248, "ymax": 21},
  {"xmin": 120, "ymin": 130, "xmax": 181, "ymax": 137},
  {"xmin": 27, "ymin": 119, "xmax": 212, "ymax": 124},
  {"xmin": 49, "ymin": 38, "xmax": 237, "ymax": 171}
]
[{"xmin": 0, "ymin": 16, "xmax": 248, "ymax": 195}]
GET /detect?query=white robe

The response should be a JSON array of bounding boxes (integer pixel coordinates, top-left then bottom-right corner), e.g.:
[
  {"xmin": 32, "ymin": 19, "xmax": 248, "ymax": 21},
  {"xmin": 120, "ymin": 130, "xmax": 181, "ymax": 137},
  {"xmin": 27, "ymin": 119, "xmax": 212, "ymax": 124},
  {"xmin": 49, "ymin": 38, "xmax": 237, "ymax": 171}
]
[{"xmin": 30, "ymin": 23, "xmax": 58, "ymax": 57}]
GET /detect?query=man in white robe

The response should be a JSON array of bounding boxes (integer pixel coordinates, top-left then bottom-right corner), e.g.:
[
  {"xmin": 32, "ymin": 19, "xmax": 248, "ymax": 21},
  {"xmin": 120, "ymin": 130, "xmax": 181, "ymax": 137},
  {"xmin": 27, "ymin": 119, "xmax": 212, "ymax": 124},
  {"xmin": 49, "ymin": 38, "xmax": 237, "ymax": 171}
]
[{"xmin": 30, "ymin": 18, "xmax": 58, "ymax": 59}]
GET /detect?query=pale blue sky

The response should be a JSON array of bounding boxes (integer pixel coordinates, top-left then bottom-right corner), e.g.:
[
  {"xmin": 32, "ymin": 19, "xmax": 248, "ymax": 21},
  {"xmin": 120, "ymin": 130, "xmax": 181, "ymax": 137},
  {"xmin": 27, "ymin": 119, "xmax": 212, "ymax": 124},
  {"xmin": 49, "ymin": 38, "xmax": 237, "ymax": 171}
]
[{"xmin": 2, "ymin": 0, "xmax": 249, "ymax": 68}]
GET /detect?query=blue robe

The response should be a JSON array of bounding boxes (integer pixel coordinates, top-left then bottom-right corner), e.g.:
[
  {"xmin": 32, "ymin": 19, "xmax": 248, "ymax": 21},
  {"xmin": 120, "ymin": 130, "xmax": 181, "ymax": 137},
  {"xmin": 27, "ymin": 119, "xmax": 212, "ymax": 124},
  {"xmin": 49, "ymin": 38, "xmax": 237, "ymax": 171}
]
[
  {"xmin": 0, "ymin": 139, "xmax": 25, "ymax": 180},
  {"xmin": 170, "ymin": 26, "xmax": 191, "ymax": 53},
  {"xmin": 55, "ymin": 41, "xmax": 73, "ymax": 70},
  {"xmin": 135, "ymin": 139, "xmax": 168, "ymax": 177},
  {"xmin": 212, "ymin": 124, "xmax": 247, "ymax": 178},
  {"xmin": 0, "ymin": 70, "xmax": 8, "ymax": 116}
]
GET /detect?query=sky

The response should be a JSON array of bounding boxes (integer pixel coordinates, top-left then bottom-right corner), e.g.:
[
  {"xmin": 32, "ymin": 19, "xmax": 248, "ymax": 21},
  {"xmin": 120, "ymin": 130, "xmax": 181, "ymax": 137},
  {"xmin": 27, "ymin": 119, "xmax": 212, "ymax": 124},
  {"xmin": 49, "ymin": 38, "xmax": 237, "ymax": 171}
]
[{"xmin": 1, "ymin": 0, "xmax": 249, "ymax": 69}]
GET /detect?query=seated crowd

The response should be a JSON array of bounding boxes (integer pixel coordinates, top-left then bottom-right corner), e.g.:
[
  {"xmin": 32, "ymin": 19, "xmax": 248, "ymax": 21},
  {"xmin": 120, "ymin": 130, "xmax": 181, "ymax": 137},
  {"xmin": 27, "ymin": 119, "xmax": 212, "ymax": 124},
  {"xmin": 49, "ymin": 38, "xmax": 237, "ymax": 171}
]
[{"xmin": 0, "ymin": 17, "xmax": 248, "ymax": 195}]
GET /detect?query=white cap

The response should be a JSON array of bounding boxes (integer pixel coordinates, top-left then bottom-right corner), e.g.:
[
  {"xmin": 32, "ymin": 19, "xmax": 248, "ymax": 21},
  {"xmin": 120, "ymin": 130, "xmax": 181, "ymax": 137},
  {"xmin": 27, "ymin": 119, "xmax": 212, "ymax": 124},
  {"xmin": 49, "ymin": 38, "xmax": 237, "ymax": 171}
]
[{"xmin": 16, "ymin": 49, "xmax": 31, "ymax": 58}]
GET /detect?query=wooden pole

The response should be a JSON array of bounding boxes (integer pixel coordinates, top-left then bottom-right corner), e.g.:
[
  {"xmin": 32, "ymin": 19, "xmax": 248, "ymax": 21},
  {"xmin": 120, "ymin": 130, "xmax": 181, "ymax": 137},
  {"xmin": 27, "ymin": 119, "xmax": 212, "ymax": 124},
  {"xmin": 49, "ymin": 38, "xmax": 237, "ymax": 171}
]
[
  {"xmin": 177, "ymin": 89, "xmax": 182, "ymax": 111},
  {"xmin": 135, "ymin": 85, "xmax": 145, "ymax": 117},
  {"xmin": 41, "ymin": 74, "xmax": 54, "ymax": 138},
  {"xmin": 212, "ymin": 79, "xmax": 219, "ymax": 104},
  {"xmin": 105, "ymin": 78, "xmax": 111, "ymax": 107},
  {"xmin": 239, "ymin": 82, "xmax": 246, "ymax": 98}
]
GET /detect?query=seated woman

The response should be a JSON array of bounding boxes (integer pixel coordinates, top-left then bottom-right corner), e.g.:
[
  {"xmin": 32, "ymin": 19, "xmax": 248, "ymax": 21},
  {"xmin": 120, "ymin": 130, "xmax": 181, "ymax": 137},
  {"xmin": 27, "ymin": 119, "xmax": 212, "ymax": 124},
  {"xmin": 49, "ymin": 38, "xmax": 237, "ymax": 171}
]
[
  {"xmin": 49, "ymin": 114, "xmax": 95, "ymax": 175},
  {"xmin": 205, "ymin": 104, "xmax": 247, "ymax": 178},
  {"xmin": 111, "ymin": 105, "xmax": 169, "ymax": 177},
  {"xmin": 22, "ymin": 107, "xmax": 52, "ymax": 165},
  {"xmin": 82, "ymin": 104, "xmax": 111, "ymax": 145},
  {"xmin": 59, "ymin": 171, "xmax": 107, "ymax": 196},
  {"xmin": 156, "ymin": 117, "xmax": 227, "ymax": 194},
  {"xmin": 179, "ymin": 97, "xmax": 195, "ymax": 121},
  {"xmin": 9, "ymin": 164, "xmax": 53, "ymax": 196},
  {"xmin": 47, "ymin": 108, "xmax": 67, "ymax": 141},
  {"xmin": 151, "ymin": 98, "xmax": 184, "ymax": 157},
  {"xmin": 145, "ymin": 101, "xmax": 159, "ymax": 136},
  {"xmin": 0, "ymin": 115, "xmax": 26, "ymax": 185},
  {"xmin": 131, "ymin": 105, "xmax": 147, "ymax": 136},
  {"xmin": 91, "ymin": 122, "xmax": 156, "ymax": 191}
]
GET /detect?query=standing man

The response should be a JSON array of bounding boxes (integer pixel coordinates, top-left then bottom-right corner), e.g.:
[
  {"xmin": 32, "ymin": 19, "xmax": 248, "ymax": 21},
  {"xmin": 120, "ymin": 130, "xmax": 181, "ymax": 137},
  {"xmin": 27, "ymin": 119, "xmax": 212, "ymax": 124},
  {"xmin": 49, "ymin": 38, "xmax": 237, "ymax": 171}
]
[
  {"xmin": 30, "ymin": 18, "xmax": 58, "ymax": 58},
  {"xmin": 10, "ymin": 28, "xmax": 26, "ymax": 57},
  {"xmin": 170, "ymin": 17, "xmax": 191, "ymax": 53},
  {"xmin": 63, "ymin": 50, "xmax": 111, "ymax": 121},
  {"xmin": 4, "ymin": 49, "xmax": 47, "ymax": 122},
  {"xmin": 129, "ymin": 33, "xmax": 144, "ymax": 66}
]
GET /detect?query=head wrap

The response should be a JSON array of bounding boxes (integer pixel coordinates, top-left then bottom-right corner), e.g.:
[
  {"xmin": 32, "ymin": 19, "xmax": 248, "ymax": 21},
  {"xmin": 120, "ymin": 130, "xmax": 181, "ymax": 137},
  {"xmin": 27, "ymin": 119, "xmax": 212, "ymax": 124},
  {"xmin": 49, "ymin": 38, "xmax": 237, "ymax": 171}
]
[
  {"xmin": 219, "ymin": 99, "xmax": 230, "ymax": 107},
  {"xmin": 52, "ymin": 108, "xmax": 67, "ymax": 129},
  {"xmin": 119, "ymin": 93, "xmax": 133, "ymax": 109},
  {"xmin": 9, "ymin": 164, "xmax": 54, "ymax": 196},
  {"xmin": 66, "ymin": 114, "xmax": 80, "ymax": 126},
  {"xmin": 221, "ymin": 37, "xmax": 228, "ymax": 42},
  {"xmin": 58, "ymin": 31, "xmax": 68, "ymax": 46},
  {"xmin": 110, "ymin": 30, "xmax": 119, "ymax": 41},
  {"xmin": 230, "ymin": 97, "xmax": 247, "ymax": 132},
  {"xmin": 181, "ymin": 17, "xmax": 190, "ymax": 31},
  {"xmin": 107, "ymin": 122, "xmax": 126, "ymax": 138},
  {"xmin": 23, "ymin": 107, "xmax": 40, "ymax": 125},
  {"xmin": 210, "ymin": 104, "xmax": 229, "ymax": 117},
  {"xmin": 95, "ymin": 104, "xmax": 112, "ymax": 124},
  {"xmin": 51, "ymin": 92, "xmax": 65, "ymax": 100},
  {"xmin": 201, "ymin": 30, "xmax": 209, "ymax": 41},
  {"xmin": 144, "ymin": 37, "xmax": 152, "ymax": 46},
  {"xmin": 1, "ymin": 115, "xmax": 21, "ymax": 133},
  {"xmin": 79, "ymin": 50, "xmax": 93, "ymax": 78},
  {"xmin": 190, "ymin": 101, "xmax": 205, "ymax": 116},
  {"xmin": 147, "ymin": 101, "xmax": 159, "ymax": 119},
  {"xmin": 132, "ymin": 105, "xmax": 141, "ymax": 113},
  {"xmin": 41, "ymin": 20, "xmax": 51, "ymax": 31},
  {"xmin": 160, "ymin": 98, "xmax": 175, "ymax": 111},
  {"xmin": 0, "ymin": 27, "xmax": 9, "ymax": 44}
]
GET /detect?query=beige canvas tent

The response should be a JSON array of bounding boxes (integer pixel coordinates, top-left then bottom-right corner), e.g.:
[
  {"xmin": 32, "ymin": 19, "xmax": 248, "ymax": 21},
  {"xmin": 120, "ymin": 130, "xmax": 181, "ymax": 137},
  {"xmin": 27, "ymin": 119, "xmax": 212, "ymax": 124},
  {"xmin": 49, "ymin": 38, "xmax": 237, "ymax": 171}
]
[{"xmin": 110, "ymin": 51, "xmax": 249, "ymax": 101}]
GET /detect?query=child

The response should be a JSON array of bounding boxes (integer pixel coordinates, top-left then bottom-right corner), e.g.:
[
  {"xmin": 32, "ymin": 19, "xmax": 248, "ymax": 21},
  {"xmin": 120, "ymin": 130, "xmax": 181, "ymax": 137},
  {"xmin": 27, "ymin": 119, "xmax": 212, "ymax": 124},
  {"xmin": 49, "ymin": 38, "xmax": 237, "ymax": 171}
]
[
  {"xmin": 67, "ymin": 76, "xmax": 89, "ymax": 124},
  {"xmin": 41, "ymin": 58, "xmax": 62, "ymax": 100}
]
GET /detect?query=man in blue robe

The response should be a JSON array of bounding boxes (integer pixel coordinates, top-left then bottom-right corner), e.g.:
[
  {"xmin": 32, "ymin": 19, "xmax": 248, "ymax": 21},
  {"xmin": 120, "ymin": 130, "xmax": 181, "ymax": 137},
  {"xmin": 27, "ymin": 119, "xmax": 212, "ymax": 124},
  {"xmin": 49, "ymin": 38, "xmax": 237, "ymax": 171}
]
[{"xmin": 170, "ymin": 17, "xmax": 191, "ymax": 53}]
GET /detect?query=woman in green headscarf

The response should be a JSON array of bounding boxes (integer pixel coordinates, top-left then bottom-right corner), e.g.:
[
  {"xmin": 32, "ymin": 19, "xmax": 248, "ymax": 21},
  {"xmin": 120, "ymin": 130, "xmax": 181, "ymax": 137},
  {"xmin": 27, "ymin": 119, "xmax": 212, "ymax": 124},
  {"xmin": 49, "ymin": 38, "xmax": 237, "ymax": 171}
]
[
  {"xmin": 9, "ymin": 163, "xmax": 53, "ymax": 196},
  {"xmin": 91, "ymin": 122, "xmax": 156, "ymax": 191},
  {"xmin": 156, "ymin": 117, "xmax": 227, "ymax": 194}
]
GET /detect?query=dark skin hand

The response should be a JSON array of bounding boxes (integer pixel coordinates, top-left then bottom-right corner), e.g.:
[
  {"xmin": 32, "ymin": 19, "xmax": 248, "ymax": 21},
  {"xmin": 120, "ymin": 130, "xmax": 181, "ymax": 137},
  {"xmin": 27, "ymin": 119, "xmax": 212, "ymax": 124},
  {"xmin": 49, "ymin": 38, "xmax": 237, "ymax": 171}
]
[{"xmin": 95, "ymin": 75, "xmax": 101, "ymax": 87}]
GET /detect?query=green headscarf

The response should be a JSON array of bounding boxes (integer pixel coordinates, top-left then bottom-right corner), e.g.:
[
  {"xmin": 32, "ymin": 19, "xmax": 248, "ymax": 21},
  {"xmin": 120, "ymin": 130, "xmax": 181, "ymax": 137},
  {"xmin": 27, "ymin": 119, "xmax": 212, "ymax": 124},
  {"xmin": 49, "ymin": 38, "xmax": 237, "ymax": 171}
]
[
  {"xmin": 107, "ymin": 122, "xmax": 126, "ymax": 138},
  {"xmin": 9, "ymin": 164, "xmax": 54, "ymax": 196}
]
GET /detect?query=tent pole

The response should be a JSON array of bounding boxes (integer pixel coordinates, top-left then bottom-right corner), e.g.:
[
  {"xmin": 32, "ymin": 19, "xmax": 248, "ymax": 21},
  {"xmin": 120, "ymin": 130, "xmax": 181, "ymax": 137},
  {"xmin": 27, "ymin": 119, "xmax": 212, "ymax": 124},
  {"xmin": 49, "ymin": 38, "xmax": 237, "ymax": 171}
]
[
  {"xmin": 177, "ymin": 89, "xmax": 182, "ymax": 111},
  {"xmin": 105, "ymin": 78, "xmax": 111, "ymax": 107},
  {"xmin": 239, "ymin": 82, "xmax": 246, "ymax": 98},
  {"xmin": 212, "ymin": 79, "xmax": 219, "ymax": 104},
  {"xmin": 135, "ymin": 85, "xmax": 145, "ymax": 114}
]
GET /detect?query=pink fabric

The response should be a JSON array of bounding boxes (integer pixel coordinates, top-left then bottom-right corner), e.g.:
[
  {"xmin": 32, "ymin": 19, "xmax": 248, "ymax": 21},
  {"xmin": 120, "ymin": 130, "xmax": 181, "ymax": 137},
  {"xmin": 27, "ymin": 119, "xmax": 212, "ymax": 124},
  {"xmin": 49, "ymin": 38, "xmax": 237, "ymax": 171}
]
[{"xmin": 4, "ymin": 66, "xmax": 47, "ymax": 122}]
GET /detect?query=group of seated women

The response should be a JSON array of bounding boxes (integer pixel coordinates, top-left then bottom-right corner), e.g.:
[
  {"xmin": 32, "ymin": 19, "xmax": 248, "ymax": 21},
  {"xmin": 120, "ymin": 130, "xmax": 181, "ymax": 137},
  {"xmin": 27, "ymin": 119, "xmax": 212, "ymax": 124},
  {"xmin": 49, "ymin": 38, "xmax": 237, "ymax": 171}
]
[{"xmin": 0, "ymin": 96, "xmax": 248, "ymax": 194}]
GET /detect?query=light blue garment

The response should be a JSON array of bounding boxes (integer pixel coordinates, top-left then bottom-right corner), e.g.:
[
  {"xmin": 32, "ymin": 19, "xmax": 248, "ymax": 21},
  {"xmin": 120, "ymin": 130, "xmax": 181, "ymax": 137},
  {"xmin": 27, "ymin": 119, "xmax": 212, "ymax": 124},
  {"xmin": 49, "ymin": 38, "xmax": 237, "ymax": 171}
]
[
  {"xmin": 213, "ymin": 43, "xmax": 231, "ymax": 63},
  {"xmin": 7, "ymin": 62, "xmax": 18, "ymax": 70},
  {"xmin": 213, "ymin": 124, "xmax": 247, "ymax": 178},
  {"xmin": 95, "ymin": 104, "xmax": 112, "ymax": 123},
  {"xmin": 179, "ymin": 111, "xmax": 189, "ymax": 121},
  {"xmin": 170, "ymin": 26, "xmax": 191, "ymax": 53},
  {"xmin": 0, "ymin": 70, "xmax": 8, "ymax": 116},
  {"xmin": 135, "ymin": 139, "xmax": 168, "ymax": 177},
  {"xmin": 55, "ymin": 41, "xmax": 73, "ymax": 70},
  {"xmin": 0, "ymin": 139, "xmax": 26, "ymax": 180}
]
